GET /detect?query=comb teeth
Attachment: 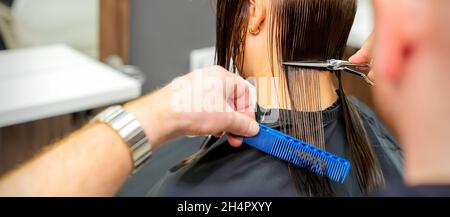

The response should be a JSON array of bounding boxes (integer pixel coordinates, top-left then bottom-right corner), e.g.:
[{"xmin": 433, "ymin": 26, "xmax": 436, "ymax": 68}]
[{"xmin": 243, "ymin": 124, "xmax": 351, "ymax": 183}]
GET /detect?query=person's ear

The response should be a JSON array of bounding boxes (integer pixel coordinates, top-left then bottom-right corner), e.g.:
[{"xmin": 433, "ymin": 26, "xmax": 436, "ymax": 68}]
[{"xmin": 248, "ymin": 0, "xmax": 267, "ymax": 35}]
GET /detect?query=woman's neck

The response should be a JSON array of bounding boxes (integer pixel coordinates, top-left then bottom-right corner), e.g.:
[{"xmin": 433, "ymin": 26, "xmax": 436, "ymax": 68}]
[{"xmin": 255, "ymin": 72, "xmax": 338, "ymax": 111}]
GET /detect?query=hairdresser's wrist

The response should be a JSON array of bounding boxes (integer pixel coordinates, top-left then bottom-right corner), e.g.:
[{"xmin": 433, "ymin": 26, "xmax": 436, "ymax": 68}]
[{"xmin": 124, "ymin": 86, "xmax": 177, "ymax": 151}]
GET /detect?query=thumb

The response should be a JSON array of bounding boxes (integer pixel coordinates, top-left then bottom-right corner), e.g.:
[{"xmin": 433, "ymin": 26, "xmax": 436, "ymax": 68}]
[{"xmin": 223, "ymin": 112, "xmax": 260, "ymax": 137}]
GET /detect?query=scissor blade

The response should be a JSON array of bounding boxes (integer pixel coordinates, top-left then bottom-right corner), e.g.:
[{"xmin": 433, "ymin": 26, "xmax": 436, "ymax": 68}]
[{"xmin": 282, "ymin": 61, "xmax": 330, "ymax": 69}]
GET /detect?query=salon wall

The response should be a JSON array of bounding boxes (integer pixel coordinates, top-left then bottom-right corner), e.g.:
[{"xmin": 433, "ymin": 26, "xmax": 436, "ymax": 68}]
[
  {"xmin": 129, "ymin": 0, "xmax": 216, "ymax": 93},
  {"xmin": 118, "ymin": 0, "xmax": 216, "ymax": 196}
]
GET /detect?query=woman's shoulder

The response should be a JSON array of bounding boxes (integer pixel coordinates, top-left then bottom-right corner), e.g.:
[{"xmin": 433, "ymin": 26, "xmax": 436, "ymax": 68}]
[
  {"xmin": 348, "ymin": 96, "xmax": 404, "ymax": 176},
  {"xmin": 348, "ymin": 96, "xmax": 401, "ymax": 149}
]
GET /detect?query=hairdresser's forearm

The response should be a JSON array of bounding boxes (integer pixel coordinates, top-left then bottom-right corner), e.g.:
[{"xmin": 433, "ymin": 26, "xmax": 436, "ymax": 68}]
[
  {"xmin": 0, "ymin": 93, "xmax": 170, "ymax": 196},
  {"xmin": 0, "ymin": 123, "xmax": 133, "ymax": 196}
]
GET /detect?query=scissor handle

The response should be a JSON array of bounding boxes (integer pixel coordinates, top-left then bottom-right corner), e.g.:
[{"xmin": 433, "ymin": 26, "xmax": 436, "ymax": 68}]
[
  {"xmin": 341, "ymin": 64, "xmax": 371, "ymax": 74},
  {"xmin": 329, "ymin": 60, "xmax": 371, "ymax": 71},
  {"xmin": 342, "ymin": 66, "xmax": 375, "ymax": 86}
]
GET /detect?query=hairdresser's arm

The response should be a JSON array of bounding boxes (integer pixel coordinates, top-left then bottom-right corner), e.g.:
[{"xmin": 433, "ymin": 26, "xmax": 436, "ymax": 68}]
[
  {"xmin": 349, "ymin": 33, "xmax": 375, "ymax": 80},
  {"xmin": 0, "ymin": 66, "xmax": 259, "ymax": 196}
]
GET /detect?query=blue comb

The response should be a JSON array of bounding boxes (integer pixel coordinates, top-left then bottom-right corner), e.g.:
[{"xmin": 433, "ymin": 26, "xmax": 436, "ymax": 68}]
[{"xmin": 243, "ymin": 124, "xmax": 351, "ymax": 183}]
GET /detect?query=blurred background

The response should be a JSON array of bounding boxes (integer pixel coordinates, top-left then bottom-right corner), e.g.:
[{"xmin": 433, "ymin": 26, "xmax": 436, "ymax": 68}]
[{"xmin": 0, "ymin": 0, "xmax": 373, "ymax": 196}]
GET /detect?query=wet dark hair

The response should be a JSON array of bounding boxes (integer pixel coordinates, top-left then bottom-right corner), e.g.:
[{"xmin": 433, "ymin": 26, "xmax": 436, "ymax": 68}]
[{"xmin": 215, "ymin": 0, "xmax": 384, "ymax": 195}]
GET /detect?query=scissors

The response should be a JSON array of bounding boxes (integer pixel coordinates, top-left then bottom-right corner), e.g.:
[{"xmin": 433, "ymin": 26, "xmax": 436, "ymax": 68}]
[{"xmin": 283, "ymin": 59, "xmax": 375, "ymax": 86}]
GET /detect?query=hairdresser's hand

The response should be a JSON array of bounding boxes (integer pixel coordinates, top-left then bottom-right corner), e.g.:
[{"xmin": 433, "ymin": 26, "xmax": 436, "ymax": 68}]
[
  {"xmin": 349, "ymin": 33, "xmax": 375, "ymax": 80},
  {"xmin": 125, "ymin": 66, "xmax": 259, "ymax": 149}
]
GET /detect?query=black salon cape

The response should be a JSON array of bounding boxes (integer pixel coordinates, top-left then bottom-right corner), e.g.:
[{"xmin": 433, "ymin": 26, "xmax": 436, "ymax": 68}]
[{"xmin": 147, "ymin": 97, "xmax": 404, "ymax": 197}]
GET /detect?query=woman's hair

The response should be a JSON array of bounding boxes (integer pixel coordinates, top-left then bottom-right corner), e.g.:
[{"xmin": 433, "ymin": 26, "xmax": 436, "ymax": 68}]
[{"xmin": 215, "ymin": 0, "xmax": 384, "ymax": 195}]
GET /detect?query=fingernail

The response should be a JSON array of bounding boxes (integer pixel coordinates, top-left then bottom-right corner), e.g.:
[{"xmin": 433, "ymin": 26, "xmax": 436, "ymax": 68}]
[{"xmin": 248, "ymin": 121, "xmax": 260, "ymax": 135}]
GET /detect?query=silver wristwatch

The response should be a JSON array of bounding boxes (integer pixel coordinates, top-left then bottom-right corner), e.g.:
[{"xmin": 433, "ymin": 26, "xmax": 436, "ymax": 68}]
[{"xmin": 92, "ymin": 105, "xmax": 152, "ymax": 173}]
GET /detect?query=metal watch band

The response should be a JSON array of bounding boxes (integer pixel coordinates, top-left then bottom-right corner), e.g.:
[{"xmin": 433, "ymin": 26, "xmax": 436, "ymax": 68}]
[{"xmin": 93, "ymin": 105, "xmax": 152, "ymax": 173}]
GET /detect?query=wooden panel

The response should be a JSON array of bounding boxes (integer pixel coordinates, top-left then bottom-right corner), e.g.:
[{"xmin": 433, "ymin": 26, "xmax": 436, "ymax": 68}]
[
  {"xmin": 0, "ymin": 114, "xmax": 87, "ymax": 176},
  {"xmin": 100, "ymin": 0, "xmax": 130, "ymax": 63}
]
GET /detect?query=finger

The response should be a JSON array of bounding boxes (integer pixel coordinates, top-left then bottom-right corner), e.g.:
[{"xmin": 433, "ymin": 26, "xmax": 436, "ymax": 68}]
[
  {"xmin": 218, "ymin": 68, "xmax": 250, "ymax": 99},
  {"xmin": 213, "ymin": 132, "xmax": 224, "ymax": 138},
  {"xmin": 349, "ymin": 33, "xmax": 374, "ymax": 64},
  {"xmin": 349, "ymin": 49, "xmax": 371, "ymax": 64},
  {"xmin": 367, "ymin": 70, "xmax": 375, "ymax": 80},
  {"xmin": 227, "ymin": 134, "xmax": 244, "ymax": 147},
  {"xmin": 223, "ymin": 112, "xmax": 260, "ymax": 137},
  {"xmin": 233, "ymin": 86, "xmax": 256, "ymax": 116},
  {"xmin": 211, "ymin": 66, "xmax": 256, "ymax": 116}
]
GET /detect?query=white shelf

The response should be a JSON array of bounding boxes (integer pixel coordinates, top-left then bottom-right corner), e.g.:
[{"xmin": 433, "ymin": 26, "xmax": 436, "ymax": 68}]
[
  {"xmin": 0, "ymin": 44, "xmax": 141, "ymax": 127},
  {"xmin": 348, "ymin": 0, "xmax": 374, "ymax": 48}
]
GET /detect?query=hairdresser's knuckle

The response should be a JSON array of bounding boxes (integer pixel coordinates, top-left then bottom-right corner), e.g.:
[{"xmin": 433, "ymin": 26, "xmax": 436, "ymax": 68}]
[
  {"xmin": 216, "ymin": 66, "xmax": 235, "ymax": 78},
  {"xmin": 215, "ymin": 65, "xmax": 227, "ymax": 72},
  {"xmin": 361, "ymin": 51, "xmax": 371, "ymax": 60},
  {"xmin": 211, "ymin": 65, "xmax": 225, "ymax": 71},
  {"xmin": 206, "ymin": 65, "xmax": 225, "ymax": 76},
  {"xmin": 236, "ymin": 115, "xmax": 249, "ymax": 133},
  {"xmin": 225, "ymin": 113, "xmax": 238, "ymax": 130},
  {"xmin": 199, "ymin": 122, "xmax": 212, "ymax": 134}
]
